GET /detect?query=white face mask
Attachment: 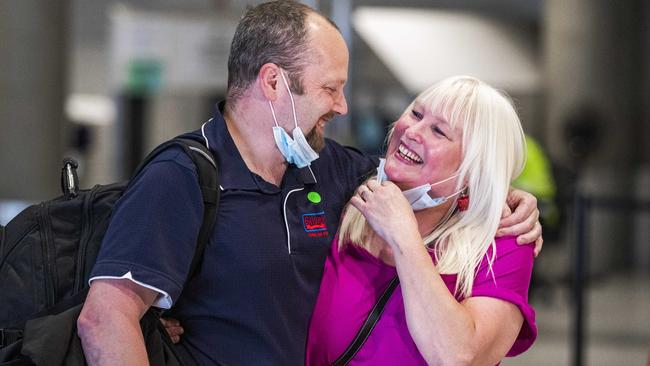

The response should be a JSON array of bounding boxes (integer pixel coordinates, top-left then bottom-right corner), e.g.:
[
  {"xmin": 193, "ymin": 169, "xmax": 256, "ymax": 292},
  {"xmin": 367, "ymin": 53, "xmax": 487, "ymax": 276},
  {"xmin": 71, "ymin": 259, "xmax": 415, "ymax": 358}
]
[
  {"xmin": 268, "ymin": 71, "xmax": 319, "ymax": 168},
  {"xmin": 376, "ymin": 158, "xmax": 464, "ymax": 211}
]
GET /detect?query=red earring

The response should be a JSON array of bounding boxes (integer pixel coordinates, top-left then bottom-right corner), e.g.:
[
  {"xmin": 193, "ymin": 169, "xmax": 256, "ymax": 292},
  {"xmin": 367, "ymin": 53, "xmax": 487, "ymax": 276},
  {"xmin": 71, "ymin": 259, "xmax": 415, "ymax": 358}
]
[{"xmin": 457, "ymin": 191, "xmax": 469, "ymax": 211}]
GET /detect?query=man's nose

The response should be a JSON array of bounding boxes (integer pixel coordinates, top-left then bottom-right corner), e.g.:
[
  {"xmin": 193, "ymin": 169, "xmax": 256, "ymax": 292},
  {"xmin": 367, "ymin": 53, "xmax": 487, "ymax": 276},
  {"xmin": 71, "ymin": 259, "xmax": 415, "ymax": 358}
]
[{"xmin": 332, "ymin": 92, "xmax": 348, "ymax": 116}]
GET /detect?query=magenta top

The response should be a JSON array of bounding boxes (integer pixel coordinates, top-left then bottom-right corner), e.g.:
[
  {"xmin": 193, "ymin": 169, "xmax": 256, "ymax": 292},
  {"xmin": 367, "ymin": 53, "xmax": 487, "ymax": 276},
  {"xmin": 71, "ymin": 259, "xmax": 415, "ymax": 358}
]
[{"xmin": 306, "ymin": 236, "xmax": 537, "ymax": 365}]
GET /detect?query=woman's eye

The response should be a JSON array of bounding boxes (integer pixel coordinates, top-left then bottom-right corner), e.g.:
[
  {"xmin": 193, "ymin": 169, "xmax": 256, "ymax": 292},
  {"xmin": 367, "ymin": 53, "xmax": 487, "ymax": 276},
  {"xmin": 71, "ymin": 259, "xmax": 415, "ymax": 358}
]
[
  {"xmin": 411, "ymin": 110, "xmax": 423, "ymax": 120},
  {"xmin": 433, "ymin": 126, "xmax": 448, "ymax": 138}
]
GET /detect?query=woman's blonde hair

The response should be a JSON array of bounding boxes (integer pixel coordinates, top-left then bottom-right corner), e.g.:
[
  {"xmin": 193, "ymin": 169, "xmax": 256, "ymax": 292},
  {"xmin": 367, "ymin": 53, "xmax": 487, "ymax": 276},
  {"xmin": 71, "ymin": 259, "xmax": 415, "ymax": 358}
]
[{"xmin": 338, "ymin": 76, "xmax": 527, "ymax": 298}]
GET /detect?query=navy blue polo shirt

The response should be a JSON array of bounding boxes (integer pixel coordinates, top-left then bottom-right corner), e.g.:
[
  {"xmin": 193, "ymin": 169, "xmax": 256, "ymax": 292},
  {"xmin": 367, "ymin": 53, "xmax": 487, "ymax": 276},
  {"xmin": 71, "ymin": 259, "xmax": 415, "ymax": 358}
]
[{"xmin": 91, "ymin": 104, "xmax": 377, "ymax": 365}]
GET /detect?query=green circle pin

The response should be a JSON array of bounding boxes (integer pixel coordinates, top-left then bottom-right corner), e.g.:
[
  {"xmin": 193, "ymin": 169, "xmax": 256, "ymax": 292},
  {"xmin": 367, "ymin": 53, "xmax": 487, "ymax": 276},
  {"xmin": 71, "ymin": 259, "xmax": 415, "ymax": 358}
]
[{"xmin": 307, "ymin": 191, "xmax": 322, "ymax": 204}]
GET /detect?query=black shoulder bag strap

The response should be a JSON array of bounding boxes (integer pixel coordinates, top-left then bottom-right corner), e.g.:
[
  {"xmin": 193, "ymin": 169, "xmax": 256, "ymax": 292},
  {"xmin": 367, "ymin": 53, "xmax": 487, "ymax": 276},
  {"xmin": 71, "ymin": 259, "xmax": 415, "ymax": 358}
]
[
  {"xmin": 331, "ymin": 275, "xmax": 400, "ymax": 366},
  {"xmin": 134, "ymin": 136, "xmax": 221, "ymax": 363},
  {"xmin": 133, "ymin": 136, "xmax": 220, "ymax": 280}
]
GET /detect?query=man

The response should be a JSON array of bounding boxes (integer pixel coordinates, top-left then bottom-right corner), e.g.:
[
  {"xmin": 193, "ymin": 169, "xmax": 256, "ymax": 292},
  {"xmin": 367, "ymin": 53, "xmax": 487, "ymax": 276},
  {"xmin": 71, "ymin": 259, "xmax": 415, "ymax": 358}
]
[{"xmin": 78, "ymin": 1, "xmax": 542, "ymax": 365}]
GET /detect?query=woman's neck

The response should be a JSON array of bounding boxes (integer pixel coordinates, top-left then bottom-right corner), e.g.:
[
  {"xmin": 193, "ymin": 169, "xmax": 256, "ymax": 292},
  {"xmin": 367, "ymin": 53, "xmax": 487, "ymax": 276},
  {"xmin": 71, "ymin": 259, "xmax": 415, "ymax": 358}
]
[{"xmin": 414, "ymin": 201, "xmax": 454, "ymax": 237}]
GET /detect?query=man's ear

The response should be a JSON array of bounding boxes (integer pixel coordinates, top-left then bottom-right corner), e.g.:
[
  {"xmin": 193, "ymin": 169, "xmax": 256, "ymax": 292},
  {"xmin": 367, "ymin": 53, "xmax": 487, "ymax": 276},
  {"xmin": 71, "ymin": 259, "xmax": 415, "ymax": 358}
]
[{"xmin": 258, "ymin": 63, "xmax": 281, "ymax": 101}]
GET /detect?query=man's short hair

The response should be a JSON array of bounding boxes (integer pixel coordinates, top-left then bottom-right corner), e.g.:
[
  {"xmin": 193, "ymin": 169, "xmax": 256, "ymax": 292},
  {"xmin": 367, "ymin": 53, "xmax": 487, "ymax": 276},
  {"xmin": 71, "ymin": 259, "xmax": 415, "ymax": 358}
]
[{"xmin": 226, "ymin": 1, "xmax": 337, "ymax": 105}]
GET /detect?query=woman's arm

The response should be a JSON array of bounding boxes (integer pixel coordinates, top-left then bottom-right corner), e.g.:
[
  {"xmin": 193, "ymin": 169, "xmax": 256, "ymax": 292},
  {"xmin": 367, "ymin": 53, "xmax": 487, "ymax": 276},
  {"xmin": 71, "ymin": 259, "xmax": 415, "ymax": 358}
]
[{"xmin": 391, "ymin": 242, "xmax": 523, "ymax": 366}]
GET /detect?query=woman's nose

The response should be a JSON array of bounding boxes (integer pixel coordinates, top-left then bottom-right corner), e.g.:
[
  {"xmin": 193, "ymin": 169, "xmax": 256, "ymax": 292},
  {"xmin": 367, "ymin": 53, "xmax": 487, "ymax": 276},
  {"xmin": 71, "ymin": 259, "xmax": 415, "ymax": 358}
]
[{"xmin": 404, "ymin": 121, "xmax": 425, "ymax": 144}]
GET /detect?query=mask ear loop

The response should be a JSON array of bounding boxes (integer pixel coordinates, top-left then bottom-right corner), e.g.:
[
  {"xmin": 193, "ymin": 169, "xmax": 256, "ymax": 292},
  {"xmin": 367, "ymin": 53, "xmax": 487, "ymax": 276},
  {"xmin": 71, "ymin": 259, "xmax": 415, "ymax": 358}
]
[
  {"xmin": 279, "ymin": 71, "xmax": 299, "ymax": 129},
  {"xmin": 428, "ymin": 173, "xmax": 459, "ymax": 188},
  {"xmin": 268, "ymin": 101, "xmax": 281, "ymax": 128},
  {"xmin": 429, "ymin": 173, "xmax": 465, "ymax": 202},
  {"xmin": 444, "ymin": 186, "xmax": 465, "ymax": 201},
  {"xmin": 427, "ymin": 174, "xmax": 463, "ymax": 203}
]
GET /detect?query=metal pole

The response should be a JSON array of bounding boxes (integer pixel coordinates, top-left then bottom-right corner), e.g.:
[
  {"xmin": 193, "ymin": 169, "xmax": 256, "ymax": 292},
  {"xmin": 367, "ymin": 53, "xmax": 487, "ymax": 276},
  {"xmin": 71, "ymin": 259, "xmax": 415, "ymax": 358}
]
[
  {"xmin": 572, "ymin": 193, "xmax": 589, "ymax": 366},
  {"xmin": 0, "ymin": 0, "xmax": 68, "ymax": 200},
  {"xmin": 327, "ymin": 0, "xmax": 354, "ymax": 145}
]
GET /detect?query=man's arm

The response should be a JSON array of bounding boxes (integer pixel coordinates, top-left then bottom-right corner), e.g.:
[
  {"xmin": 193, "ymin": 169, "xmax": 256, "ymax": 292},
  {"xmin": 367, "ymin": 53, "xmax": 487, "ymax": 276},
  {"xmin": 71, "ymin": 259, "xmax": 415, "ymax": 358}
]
[{"xmin": 77, "ymin": 279, "xmax": 158, "ymax": 365}]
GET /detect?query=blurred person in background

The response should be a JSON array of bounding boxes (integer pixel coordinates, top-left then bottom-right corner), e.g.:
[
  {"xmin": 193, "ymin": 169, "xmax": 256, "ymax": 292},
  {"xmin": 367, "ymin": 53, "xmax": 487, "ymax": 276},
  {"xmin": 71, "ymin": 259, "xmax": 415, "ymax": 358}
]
[{"xmin": 512, "ymin": 135, "xmax": 559, "ymax": 232}]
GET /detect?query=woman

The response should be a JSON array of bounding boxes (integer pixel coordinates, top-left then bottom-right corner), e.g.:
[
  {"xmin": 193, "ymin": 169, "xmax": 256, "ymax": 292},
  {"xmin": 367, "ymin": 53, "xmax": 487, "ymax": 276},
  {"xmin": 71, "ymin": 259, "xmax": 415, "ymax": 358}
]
[{"xmin": 306, "ymin": 76, "xmax": 536, "ymax": 365}]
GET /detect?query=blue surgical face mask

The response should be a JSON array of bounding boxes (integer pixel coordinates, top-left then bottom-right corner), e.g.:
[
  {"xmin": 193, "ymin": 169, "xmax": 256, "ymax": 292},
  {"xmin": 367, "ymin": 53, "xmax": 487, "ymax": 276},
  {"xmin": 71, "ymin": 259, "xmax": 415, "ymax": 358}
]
[
  {"xmin": 376, "ymin": 158, "xmax": 464, "ymax": 211},
  {"xmin": 268, "ymin": 71, "xmax": 319, "ymax": 168}
]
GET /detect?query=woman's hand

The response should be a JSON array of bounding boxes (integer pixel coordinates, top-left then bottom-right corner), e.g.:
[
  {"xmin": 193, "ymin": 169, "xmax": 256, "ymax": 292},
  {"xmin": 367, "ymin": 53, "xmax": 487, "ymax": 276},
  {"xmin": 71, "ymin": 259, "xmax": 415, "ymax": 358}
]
[
  {"xmin": 349, "ymin": 180, "xmax": 419, "ymax": 248},
  {"xmin": 160, "ymin": 317, "xmax": 184, "ymax": 344}
]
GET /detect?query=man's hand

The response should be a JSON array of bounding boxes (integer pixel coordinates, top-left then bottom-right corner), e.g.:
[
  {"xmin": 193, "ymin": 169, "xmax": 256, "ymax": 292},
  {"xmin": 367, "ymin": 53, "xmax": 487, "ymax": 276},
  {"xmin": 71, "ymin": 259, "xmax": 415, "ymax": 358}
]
[{"xmin": 497, "ymin": 188, "xmax": 543, "ymax": 257}]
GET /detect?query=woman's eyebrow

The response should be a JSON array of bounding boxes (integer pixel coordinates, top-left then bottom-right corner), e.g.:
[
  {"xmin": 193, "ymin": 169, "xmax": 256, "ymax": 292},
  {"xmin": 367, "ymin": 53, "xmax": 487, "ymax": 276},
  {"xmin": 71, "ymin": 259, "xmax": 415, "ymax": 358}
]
[{"xmin": 434, "ymin": 115, "xmax": 450, "ymax": 126}]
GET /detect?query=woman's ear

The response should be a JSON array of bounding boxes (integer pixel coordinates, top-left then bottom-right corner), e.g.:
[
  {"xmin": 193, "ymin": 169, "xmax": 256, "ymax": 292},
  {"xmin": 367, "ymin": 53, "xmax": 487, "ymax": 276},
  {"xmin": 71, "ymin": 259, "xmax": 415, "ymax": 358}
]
[
  {"xmin": 258, "ymin": 63, "xmax": 281, "ymax": 101},
  {"xmin": 457, "ymin": 186, "xmax": 470, "ymax": 211}
]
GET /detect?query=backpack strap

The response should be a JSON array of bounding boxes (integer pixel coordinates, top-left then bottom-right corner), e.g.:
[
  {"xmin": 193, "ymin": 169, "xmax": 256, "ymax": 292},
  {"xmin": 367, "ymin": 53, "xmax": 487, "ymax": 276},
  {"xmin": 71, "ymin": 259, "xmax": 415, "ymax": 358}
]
[
  {"xmin": 0, "ymin": 137, "xmax": 219, "ymax": 351},
  {"xmin": 132, "ymin": 136, "xmax": 220, "ymax": 281},
  {"xmin": 331, "ymin": 275, "xmax": 400, "ymax": 366}
]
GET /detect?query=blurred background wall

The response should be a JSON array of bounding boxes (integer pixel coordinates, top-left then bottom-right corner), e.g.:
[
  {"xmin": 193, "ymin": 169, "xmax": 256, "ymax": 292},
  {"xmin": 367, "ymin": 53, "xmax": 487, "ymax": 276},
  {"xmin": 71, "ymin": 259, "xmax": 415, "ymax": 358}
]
[{"xmin": 0, "ymin": 0, "xmax": 648, "ymax": 365}]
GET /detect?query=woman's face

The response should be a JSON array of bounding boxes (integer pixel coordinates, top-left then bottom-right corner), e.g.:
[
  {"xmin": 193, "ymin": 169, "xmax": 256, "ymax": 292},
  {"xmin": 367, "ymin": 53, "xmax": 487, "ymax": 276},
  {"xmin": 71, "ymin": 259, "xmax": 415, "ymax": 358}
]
[{"xmin": 384, "ymin": 99, "xmax": 464, "ymax": 196}]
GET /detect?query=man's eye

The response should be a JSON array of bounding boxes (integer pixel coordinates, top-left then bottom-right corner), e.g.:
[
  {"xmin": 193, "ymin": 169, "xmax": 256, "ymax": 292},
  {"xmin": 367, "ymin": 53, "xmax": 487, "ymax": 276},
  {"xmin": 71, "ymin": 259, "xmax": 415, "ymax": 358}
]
[{"xmin": 411, "ymin": 110, "xmax": 423, "ymax": 120}]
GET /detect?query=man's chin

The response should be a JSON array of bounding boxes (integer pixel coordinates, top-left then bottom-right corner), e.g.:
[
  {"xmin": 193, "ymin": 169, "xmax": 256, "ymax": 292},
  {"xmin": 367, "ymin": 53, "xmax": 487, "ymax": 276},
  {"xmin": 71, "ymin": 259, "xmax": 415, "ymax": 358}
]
[{"xmin": 306, "ymin": 128, "xmax": 326, "ymax": 153}]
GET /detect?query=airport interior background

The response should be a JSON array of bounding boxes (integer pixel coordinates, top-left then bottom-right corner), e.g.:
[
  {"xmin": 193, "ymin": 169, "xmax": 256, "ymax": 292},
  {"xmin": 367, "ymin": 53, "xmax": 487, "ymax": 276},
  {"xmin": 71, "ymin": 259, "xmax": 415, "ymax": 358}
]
[{"xmin": 0, "ymin": 1, "xmax": 648, "ymax": 365}]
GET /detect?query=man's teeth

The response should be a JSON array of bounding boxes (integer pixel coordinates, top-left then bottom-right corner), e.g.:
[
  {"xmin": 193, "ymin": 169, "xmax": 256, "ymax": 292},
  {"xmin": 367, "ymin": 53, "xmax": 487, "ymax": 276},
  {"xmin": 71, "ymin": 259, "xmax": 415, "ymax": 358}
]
[{"xmin": 398, "ymin": 144, "xmax": 423, "ymax": 163}]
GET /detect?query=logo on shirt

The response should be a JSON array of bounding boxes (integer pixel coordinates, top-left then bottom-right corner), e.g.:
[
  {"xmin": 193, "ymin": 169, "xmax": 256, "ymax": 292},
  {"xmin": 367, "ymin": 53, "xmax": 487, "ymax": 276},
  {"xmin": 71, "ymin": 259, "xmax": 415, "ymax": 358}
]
[
  {"xmin": 302, "ymin": 212, "xmax": 329, "ymax": 238},
  {"xmin": 307, "ymin": 191, "xmax": 322, "ymax": 204}
]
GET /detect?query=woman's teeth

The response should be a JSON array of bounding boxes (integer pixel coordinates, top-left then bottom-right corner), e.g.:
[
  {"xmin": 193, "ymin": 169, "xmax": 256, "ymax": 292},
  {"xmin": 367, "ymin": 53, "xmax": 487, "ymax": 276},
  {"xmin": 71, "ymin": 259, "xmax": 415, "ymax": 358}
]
[{"xmin": 398, "ymin": 144, "xmax": 423, "ymax": 163}]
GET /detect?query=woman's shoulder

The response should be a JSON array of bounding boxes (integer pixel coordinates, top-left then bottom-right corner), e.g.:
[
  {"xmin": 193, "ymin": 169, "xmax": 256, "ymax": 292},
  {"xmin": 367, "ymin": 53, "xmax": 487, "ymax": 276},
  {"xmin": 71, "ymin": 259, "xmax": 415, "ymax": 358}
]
[
  {"xmin": 491, "ymin": 236, "xmax": 534, "ymax": 261},
  {"xmin": 474, "ymin": 236, "xmax": 534, "ymax": 286}
]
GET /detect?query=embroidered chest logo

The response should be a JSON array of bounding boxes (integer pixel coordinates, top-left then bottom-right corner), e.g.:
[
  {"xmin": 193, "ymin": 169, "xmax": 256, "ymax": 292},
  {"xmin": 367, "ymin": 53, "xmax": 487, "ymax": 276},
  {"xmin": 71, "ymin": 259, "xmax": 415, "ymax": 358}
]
[{"xmin": 302, "ymin": 212, "xmax": 329, "ymax": 238}]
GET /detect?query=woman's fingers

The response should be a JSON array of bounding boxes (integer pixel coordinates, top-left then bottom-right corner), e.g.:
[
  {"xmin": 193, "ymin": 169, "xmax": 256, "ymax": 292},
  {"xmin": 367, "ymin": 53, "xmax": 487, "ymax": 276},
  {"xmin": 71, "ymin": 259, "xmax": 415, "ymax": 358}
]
[{"xmin": 160, "ymin": 317, "xmax": 184, "ymax": 342}]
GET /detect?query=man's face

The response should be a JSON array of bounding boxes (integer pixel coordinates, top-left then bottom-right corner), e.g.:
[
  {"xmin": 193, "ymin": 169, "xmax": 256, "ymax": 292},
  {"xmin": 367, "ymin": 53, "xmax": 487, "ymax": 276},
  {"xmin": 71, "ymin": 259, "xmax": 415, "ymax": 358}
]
[{"xmin": 290, "ymin": 14, "xmax": 349, "ymax": 152}]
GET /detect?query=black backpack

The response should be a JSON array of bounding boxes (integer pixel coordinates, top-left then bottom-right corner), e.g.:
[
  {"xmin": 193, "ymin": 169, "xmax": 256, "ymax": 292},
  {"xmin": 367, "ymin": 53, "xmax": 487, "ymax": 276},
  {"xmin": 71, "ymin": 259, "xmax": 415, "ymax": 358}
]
[{"xmin": 0, "ymin": 136, "xmax": 220, "ymax": 365}]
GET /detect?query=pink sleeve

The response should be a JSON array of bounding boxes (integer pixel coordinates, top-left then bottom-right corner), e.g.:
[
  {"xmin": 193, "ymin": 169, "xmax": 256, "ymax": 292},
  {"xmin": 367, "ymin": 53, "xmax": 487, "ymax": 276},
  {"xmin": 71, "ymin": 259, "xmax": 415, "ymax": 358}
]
[{"xmin": 470, "ymin": 236, "xmax": 537, "ymax": 356}]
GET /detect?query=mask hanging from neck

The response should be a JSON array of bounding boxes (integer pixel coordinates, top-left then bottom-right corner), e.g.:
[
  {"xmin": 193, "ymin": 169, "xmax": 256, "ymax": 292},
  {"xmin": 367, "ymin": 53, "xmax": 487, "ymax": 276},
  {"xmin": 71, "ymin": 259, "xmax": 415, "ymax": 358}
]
[{"xmin": 268, "ymin": 71, "xmax": 319, "ymax": 168}]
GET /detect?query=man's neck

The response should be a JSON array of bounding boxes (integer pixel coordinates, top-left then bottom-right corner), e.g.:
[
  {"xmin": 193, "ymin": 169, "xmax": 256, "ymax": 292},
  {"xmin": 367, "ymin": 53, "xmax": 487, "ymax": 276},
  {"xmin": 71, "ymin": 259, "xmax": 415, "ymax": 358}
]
[{"xmin": 224, "ymin": 100, "xmax": 288, "ymax": 186}]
